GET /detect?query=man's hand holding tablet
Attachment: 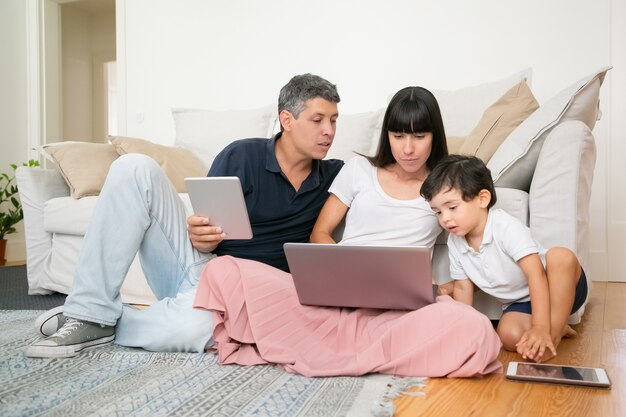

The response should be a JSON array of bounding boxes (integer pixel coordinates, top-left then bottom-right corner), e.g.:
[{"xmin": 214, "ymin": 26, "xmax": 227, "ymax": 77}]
[{"xmin": 185, "ymin": 177, "xmax": 253, "ymax": 252}]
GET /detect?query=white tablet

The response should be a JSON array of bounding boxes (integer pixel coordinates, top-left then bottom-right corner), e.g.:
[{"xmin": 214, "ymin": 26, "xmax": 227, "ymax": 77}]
[
  {"xmin": 184, "ymin": 177, "xmax": 253, "ymax": 240},
  {"xmin": 506, "ymin": 362, "xmax": 611, "ymax": 388}
]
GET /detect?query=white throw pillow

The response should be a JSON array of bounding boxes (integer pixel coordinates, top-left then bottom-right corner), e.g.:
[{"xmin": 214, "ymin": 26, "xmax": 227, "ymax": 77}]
[
  {"xmin": 432, "ymin": 68, "xmax": 533, "ymax": 137},
  {"xmin": 487, "ymin": 66, "xmax": 611, "ymax": 190},
  {"xmin": 172, "ymin": 105, "xmax": 277, "ymax": 169},
  {"xmin": 268, "ymin": 108, "xmax": 384, "ymax": 162},
  {"xmin": 326, "ymin": 109, "xmax": 385, "ymax": 161}
]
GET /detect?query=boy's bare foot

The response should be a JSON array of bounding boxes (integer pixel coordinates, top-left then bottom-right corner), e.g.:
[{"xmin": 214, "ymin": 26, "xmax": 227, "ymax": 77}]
[{"xmin": 561, "ymin": 324, "xmax": 578, "ymax": 338}]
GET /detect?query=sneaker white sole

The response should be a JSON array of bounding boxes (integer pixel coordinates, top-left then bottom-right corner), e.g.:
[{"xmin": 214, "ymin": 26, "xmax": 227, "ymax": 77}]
[
  {"xmin": 26, "ymin": 336, "xmax": 115, "ymax": 358},
  {"xmin": 34, "ymin": 306, "xmax": 65, "ymax": 337}
]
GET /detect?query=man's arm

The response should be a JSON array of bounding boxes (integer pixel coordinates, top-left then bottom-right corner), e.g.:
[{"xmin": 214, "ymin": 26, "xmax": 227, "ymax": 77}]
[{"xmin": 310, "ymin": 194, "xmax": 349, "ymax": 243}]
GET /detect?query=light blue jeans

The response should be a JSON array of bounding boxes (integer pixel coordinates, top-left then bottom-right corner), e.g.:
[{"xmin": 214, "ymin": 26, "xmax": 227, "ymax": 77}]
[{"xmin": 63, "ymin": 154, "xmax": 215, "ymax": 352}]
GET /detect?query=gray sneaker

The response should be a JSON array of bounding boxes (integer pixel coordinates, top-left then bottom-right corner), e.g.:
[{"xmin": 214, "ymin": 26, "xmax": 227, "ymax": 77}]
[
  {"xmin": 26, "ymin": 317, "xmax": 115, "ymax": 358},
  {"xmin": 34, "ymin": 306, "xmax": 65, "ymax": 337}
]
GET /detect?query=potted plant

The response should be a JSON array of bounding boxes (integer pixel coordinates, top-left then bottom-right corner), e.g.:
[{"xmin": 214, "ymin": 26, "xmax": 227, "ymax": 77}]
[{"xmin": 0, "ymin": 160, "xmax": 39, "ymax": 265}]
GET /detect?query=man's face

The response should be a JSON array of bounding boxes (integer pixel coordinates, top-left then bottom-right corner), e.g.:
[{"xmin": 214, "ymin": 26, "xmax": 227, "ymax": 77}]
[{"xmin": 282, "ymin": 98, "xmax": 338, "ymax": 160}]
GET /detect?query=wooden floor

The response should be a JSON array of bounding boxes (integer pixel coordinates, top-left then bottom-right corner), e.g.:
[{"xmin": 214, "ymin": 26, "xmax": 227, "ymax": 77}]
[{"xmin": 394, "ymin": 282, "xmax": 625, "ymax": 417}]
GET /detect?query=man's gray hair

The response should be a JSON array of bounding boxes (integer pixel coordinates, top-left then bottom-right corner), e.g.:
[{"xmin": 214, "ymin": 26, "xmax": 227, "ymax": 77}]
[{"xmin": 278, "ymin": 74, "xmax": 340, "ymax": 119}]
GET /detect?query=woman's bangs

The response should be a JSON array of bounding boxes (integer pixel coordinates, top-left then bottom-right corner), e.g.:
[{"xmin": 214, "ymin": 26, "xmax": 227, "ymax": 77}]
[{"xmin": 386, "ymin": 100, "xmax": 432, "ymax": 133}]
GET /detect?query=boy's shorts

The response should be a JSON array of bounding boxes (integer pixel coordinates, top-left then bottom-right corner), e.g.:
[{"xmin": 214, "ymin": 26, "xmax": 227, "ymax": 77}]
[{"xmin": 502, "ymin": 268, "xmax": 588, "ymax": 316}]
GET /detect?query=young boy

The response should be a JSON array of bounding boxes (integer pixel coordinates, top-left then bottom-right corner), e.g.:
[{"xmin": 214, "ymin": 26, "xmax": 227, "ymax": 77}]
[{"xmin": 421, "ymin": 155, "xmax": 588, "ymax": 363}]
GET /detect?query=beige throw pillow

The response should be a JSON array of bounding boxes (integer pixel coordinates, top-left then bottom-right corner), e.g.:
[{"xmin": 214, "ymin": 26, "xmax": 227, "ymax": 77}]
[
  {"xmin": 446, "ymin": 136, "xmax": 466, "ymax": 154},
  {"xmin": 110, "ymin": 136, "xmax": 207, "ymax": 192},
  {"xmin": 42, "ymin": 142, "xmax": 120, "ymax": 199},
  {"xmin": 458, "ymin": 80, "xmax": 539, "ymax": 163}
]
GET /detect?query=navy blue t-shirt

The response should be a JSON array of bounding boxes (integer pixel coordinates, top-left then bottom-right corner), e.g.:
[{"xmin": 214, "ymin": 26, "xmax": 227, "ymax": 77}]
[{"xmin": 207, "ymin": 133, "xmax": 343, "ymax": 272}]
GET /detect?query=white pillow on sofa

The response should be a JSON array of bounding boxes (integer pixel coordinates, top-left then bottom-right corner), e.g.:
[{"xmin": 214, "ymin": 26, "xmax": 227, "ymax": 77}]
[
  {"xmin": 267, "ymin": 108, "xmax": 384, "ymax": 162},
  {"xmin": 172, "ymin": 105, "xmax": 277, "ymax": 169},
  {"xmin": 327, "ymin": 109, "xmax": 384, "ymax": 161},
  {"xmin": 488, "ymin": 66, "xmax": 611, "ymax": 190}
]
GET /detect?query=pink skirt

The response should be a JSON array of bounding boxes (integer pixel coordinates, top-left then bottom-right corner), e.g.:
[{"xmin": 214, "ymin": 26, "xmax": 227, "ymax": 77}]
[{"xmin": 194, "ymin": 256, "xmax": 502, "ymax": 378}]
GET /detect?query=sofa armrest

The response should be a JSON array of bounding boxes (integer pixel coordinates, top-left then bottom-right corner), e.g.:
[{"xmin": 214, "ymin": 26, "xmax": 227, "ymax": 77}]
[
  {"xmin": 529, "ymin": 120, "xmax": 595, "ymax": 325},
  {"xmin": 15, "ymin": 167, "xmax": 70, "ymax": 294},
  {"xmin": 529, "ymin": 120, "xmax": 595, "ymax": 270}
]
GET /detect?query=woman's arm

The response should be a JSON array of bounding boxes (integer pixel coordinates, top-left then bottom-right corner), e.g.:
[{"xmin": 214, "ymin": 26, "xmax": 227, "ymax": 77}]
[
  {"xmin": 516, "ymin": 253, "xmax": 556, "ymax": 362},
  {"xmin": 310, "ymin": 194, "xmax": 349, "ymax": 243}
]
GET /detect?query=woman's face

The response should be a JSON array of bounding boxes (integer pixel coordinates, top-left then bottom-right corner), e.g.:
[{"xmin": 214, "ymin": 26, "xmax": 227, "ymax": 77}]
[{"xmin": 387, "ymin": 131, "xmax": 433, "ymax": 174}]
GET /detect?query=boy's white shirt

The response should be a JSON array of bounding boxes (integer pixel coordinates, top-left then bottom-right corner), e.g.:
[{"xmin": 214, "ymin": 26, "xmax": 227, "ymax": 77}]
[
  {"xmin": 447, "ymin": 208, "xmax": 547, "ymax": 307},
  {"xmin": 330, "ymin": 155, "xmax": 442, "ymax": 247}
]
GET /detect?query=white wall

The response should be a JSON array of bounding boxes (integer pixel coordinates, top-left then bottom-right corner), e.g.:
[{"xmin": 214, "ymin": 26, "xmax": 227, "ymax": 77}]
[
  {"xmin": 0, "ymin": 0, "xmax": 29, "ymax": 261},
  {"xmin": 117, "ymin": 0, "xmax": 623, "ymax": 281},
  {"xmin": 119, "ymin": 0, "xmax": 611, "ymax": 141}
]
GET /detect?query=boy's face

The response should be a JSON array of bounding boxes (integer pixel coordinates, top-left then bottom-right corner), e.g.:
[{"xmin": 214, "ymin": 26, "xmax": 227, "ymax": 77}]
[{"xmin": 428, "ymin": 187, "xmax": 490, "ymax": 238}]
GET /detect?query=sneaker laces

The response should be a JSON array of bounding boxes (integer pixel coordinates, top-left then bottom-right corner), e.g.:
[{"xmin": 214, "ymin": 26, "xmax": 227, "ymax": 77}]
[{"xmin": 54, "ymin": 318, "xmax": 83, "ymax": 338}]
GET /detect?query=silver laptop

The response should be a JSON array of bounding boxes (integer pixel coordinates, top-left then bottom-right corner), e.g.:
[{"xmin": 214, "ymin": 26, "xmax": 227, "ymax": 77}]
[{"xmin": 283, "ymin": 243, "xmax": 436, "ymax": 310}]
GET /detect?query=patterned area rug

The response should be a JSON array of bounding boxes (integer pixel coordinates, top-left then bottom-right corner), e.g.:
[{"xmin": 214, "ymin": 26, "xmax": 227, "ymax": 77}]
[{"xmin": 0, "ymin": 310, "xmax": 425, "ymax": 417}]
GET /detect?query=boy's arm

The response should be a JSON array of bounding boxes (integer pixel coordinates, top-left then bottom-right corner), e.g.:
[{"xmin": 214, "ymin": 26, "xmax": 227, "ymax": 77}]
[
  {"xmin": 452, "ymin": 279, "xmax": 474, "ymax": 305},
  {"xmin": 517, "ymin": 253, "xmax": 556, "ymax": 362}
]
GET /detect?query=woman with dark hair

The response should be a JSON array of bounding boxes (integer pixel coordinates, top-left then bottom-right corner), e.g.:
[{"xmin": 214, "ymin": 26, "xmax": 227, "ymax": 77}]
[
  {"xmin": 193, "ymin": 87, "xmax": 502, "ymax": 379},
  {"xmin": 369, "ymin": 86, "xmax": 447, "ymax": 171},
  {"xmin": 311, "ymin": 86, "xmax": 448, "ymax": 247}
]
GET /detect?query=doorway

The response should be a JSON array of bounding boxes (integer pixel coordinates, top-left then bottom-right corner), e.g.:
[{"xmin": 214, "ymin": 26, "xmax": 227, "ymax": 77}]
[{"xmin": 42, "ymin": 0, "xmax": 116, "ymax": 144}]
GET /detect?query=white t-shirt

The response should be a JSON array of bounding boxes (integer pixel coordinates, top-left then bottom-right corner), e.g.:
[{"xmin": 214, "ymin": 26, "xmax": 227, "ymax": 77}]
[
  {"xmin": 329, "ymin": 155, "xmax": 442, "ymax": 247},
  {"xmin": 448, "ymin": 208, "xmax": 547, "ymax": 307}
]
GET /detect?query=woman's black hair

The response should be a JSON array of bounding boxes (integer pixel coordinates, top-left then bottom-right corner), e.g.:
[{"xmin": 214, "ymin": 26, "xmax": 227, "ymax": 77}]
[
  {"xmin": 420, "ymin": 154, "xmax": 497, "ymax": 208},
  {"xmin": 367, "ymin": 86, "xmax": 448, "ymax": 170}
]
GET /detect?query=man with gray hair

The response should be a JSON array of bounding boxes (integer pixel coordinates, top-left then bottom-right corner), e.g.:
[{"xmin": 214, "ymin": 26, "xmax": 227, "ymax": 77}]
[{"xmin": 27, "ymin": 73, "xmax": 343, "ymax": 358}]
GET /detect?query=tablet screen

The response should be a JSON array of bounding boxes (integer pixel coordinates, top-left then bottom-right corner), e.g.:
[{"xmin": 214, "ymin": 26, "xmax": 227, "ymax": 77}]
[{"xmin": 185, "ymin": 177, "xmax": 253, "ymax": 240}]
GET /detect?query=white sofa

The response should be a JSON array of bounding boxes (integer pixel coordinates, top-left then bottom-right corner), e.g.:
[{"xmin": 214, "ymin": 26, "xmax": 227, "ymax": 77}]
[{"xmin": 16, "ymin": 67, "xmax": 609, "ymax": 323}]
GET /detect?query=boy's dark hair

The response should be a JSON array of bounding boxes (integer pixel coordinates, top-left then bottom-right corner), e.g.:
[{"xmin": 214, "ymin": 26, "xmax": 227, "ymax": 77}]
[{"xmin": 421, "ymin": 154, "xmax": 497, "ymax": 208}]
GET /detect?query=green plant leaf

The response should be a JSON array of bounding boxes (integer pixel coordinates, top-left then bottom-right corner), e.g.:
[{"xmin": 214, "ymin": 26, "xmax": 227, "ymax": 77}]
[{"xmin": 1, "ymin": 160, "xmax": 36, "ymax": 238}]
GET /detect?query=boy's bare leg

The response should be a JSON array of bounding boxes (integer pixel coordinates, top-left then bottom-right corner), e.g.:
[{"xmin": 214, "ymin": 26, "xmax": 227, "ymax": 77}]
[
  {"xmin": 545, "ymin": 247, "xmax": 581, "ymax": 346},
  {"xmin": 497, "ymin": 312, "xmax": 530, "ymax": 352},
  {"xmin": 498, "ymin": 248, "xmax": 580, "ymax": 362}
]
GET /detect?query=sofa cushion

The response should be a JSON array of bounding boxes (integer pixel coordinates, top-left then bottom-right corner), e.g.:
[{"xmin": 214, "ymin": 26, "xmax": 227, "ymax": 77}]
[
  {"xmin": 111, "ymin": 136, "xmax": 207, "ymax": 192},
  {"xmin": 458, "ymin": 79, "xmax": 539, "ymax": 163},
  {"xmin": 327, "ymin": 109, "xmax": 384, "ymax": 160},
  {"xmin": 492, "ymin": 187, "xmax": 530, "ymax": 226},
  {"xmin": 432, "ymin": 68, "xmax": 532, "ymax": 137},
  {"xmin": 172, "ymin": 105, "xmax": 277, "ymax": 169},
  {"xmin": 488, "ymin": 66, "xmax": 610, "ymax": 191},
  {"xmin": 44, "ymin": 196, "xmax": 99, "ymax": 235},
  {"xmin": 41, "ymin": 142, "xmax": 119, "ymax": 199}
]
